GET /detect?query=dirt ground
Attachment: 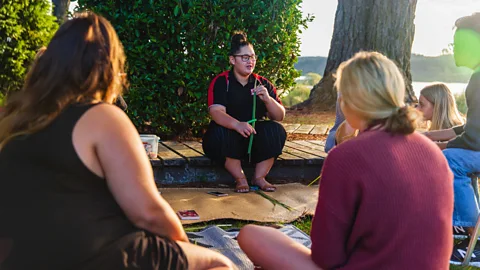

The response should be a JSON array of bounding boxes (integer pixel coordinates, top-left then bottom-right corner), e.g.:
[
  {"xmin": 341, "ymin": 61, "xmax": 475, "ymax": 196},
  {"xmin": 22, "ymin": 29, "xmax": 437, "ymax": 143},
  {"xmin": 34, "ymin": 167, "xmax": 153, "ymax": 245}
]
[
  {"xmin": 283, "ymin": 109, "xmax": 336, "ymax": 125},
  {"xmin": 284, "ymin": 109, "xmax": 335, "ymax": 141}
]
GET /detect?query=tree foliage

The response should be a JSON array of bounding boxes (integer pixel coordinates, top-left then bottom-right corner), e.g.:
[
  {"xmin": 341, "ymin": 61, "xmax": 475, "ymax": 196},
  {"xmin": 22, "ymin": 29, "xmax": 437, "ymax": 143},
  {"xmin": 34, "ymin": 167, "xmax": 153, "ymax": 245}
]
[
  {"xmin": 77, "ymin": 0, "xmax": 312, "ymax": 137},
  {"xmin": 0, "ymin": 0, "xmax": 58, "ymax": 95}
]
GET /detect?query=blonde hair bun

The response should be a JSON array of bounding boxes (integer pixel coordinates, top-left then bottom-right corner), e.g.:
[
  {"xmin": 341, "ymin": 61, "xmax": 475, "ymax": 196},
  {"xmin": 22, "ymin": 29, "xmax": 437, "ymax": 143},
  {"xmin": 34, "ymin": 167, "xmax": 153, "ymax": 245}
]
[{"xmin": 335, "ymin": 51, "xmax": 419, "ymax": 135}]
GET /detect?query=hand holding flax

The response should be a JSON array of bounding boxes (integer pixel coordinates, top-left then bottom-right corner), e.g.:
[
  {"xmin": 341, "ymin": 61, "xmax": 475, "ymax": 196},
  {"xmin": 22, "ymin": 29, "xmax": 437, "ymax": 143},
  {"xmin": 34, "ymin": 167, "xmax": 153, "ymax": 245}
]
[
  {"xmin": 252, "ymin": 85, "xmax": 270, "ymax": 103},
  {"xmin": 252, "ymin": 82, "xmax": 285, "ymax": 121},
  {"xmin": 234, "ymin": 121, "xmax": 256, "ymax": 138}
]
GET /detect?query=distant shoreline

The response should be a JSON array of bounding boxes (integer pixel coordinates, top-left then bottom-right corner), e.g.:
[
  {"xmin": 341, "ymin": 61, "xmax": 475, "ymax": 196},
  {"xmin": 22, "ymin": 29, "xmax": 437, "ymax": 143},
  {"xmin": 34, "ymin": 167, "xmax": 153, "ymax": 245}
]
[{"xmin": 295, "ymin": 54, "xmax": 472, "ymax": 83}]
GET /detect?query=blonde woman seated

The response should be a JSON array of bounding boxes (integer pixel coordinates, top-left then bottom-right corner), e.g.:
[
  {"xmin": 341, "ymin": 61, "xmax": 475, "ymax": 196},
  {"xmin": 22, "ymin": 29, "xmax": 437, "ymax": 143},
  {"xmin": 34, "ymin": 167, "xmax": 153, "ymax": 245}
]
[
  {"xmin": 0, "ymin": 12, "xmax": 232, "ymax": 270},
  {"xmin": 237, "ymin": 52, "xmax": 453, "ymax": 269},
  {"xmin": 416, "ymin": 83, "xmax": 464, "ymax": 131}
]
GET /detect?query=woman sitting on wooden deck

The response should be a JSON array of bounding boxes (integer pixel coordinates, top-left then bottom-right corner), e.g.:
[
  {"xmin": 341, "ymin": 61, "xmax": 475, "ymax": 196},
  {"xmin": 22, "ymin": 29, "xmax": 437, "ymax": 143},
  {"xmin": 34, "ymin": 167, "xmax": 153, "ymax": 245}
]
[
  {"xmin": 237, "ymin": 52, "xmax": 454, "ymax": 270},
  {"xmin": 202, "ymin": 31, "xmax": 286, "ymax": 193},
  {"xmin": 0, "ymin": 12, "xmax": 232, "ymax": 270}
]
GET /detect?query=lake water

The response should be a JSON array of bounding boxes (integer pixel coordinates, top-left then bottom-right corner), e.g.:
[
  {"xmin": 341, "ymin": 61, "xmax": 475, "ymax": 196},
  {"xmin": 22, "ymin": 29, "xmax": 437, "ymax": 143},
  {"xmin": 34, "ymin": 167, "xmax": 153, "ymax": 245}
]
[
  {"xmin": 295, "ymin": 77, "xmax": 468, "ymax": 98},
  {"xmin": 412, "ymin": 81, "xmax": 468, "ymax": 98}
]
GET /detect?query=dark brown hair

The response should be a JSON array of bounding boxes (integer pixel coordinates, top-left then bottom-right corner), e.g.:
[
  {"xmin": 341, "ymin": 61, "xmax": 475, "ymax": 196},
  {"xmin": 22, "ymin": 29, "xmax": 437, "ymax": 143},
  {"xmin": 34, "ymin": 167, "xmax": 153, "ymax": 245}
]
[
  {"xmin": 455, "ymin": 12, "xmax": 480, "ymax": 33},
  {"xmin": 229, "ymin": 31, "xmax": 252, "ymax": 55},
  {"xmin": 0, "ymin": 12, "xmax": 127, "ymax": 148}
]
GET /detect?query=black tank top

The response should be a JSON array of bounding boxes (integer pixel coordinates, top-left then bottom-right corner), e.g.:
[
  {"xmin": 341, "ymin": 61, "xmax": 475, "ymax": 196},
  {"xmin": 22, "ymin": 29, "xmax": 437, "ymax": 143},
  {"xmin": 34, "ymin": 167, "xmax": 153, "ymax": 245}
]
[{"xmin": 0, "ymin": 103, "xmax": 137, "ymax": 269}]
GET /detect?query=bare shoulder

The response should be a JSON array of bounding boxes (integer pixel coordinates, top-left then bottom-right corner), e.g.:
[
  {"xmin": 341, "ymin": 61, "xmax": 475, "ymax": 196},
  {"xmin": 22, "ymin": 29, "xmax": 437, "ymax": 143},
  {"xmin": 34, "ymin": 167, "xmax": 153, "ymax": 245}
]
[
  {"xmin": 76, "ymin": 103, "xmax": 137, "ymax": 138},
  {"xmin": 83, "ymin": 103, "xmax": 132, "ymax": 124}
]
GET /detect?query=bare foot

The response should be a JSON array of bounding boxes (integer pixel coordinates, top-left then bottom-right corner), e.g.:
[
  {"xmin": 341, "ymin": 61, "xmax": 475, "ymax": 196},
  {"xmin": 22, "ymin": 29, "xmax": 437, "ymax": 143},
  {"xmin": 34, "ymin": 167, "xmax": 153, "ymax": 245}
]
[
  {"xmin": 235, "ymin": 178, "xmax": 250, "ymax": 193},
  {"xmin": 252, "ymin": 178, "xmax": 276, "ymax": 192}
]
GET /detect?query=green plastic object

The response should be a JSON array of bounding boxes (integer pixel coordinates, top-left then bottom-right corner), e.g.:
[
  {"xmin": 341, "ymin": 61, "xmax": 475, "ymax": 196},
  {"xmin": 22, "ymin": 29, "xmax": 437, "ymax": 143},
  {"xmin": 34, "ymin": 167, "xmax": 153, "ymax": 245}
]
[
  {"xmin": 453, "ymin": 29, "xmax": 480, "ymax": 71},
  {"xmin": 248, "ymin": 91, "xmax": 257, "ymax": 162}
]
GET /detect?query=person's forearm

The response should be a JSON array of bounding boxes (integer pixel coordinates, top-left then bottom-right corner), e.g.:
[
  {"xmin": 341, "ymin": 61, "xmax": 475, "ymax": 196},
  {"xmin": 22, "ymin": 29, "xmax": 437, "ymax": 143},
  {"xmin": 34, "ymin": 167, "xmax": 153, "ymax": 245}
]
[
  {"xmin": 425, "ymin": 128, "xmax": 456, "ymax": 142},
  {"xmin": 265, "ymin": 98, "xmax": 285, "ymax": 121},
  {"xmin": 210, "ymin": 109, "xmax": 239, "ymax": 130},
  {"xmin": 436, "ymin": 142, "xmax": 448, "ymax": 150},
  {"xmin": 138, "ymin": 201, "xmax": 189, "ymax": 242}
]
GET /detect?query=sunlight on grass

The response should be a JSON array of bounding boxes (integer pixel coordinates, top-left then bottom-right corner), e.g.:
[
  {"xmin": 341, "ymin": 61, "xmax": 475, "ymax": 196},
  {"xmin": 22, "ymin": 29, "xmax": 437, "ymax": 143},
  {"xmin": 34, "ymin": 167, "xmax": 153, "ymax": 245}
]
[
  {"xmin": 183, "ymin": 215, "xmax": 313, "ymax": 234},
  {"xmin": 282, "ymin": 73, "xmax": 322, "ymax": 107},
  {"xmin": 451, "ymin": 265, "xmax": 479, "ymax": 270}
]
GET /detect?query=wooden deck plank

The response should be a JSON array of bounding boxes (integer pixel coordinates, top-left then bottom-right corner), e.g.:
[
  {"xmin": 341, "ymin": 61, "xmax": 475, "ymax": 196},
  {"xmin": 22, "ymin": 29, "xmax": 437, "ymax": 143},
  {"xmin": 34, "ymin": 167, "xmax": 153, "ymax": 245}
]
[
  {"xmin": 291, "ymin": 140, "xmax": 326, "ymax": 151},
  {"xmin": 285, "ymin": 141, "xmax": 327, "ymax": 158},
  {"xmin": 293, "ymin": 124, "xmax": 315, "ymax": 134},
  {"xmin": 162, "ymin": 141, "xmax": 211, "ymax": 166},
  {"xmin": 154, "ymin": 140, "xmax": 326, "ymax": 167},
  {"xmin": 283, "ymin": 123, "xmax": 301, "ymax": 133},
  {"xmin": 157, "ymin": 143, "xmax": 186, "ymax": 166},
  {"xmin": 306, "ymin": 140, "xmax": 325, "ymax": 147},
  {"xmin": 277, "ymin": 151, "xmax": 305, "ymax": 166},
  {"xmin": 182, "ymin": 141, "xmax": 205, "ymax": 154},
  {"xmin": 282, "ymin": 145, "xmax": 323, "ymax": 165},
  {"xmin": 309, "ymin": 125, "xmax": 329, "ymax": 135}
]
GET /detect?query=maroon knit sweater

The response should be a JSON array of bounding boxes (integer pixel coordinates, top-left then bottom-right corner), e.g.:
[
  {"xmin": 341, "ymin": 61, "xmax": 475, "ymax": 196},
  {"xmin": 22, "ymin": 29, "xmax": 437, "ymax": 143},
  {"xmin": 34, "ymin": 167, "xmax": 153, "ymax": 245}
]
[{"xmin": 311, "ymin": 130, "xmax": 453, "ymax": 270}]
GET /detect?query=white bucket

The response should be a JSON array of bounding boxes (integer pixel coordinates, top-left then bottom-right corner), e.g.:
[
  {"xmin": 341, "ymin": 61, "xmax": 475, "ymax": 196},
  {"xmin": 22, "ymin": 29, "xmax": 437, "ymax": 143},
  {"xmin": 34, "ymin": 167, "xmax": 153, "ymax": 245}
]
[{"xmin": 140, "ymin": 134, "xmax": 160, "ymax": 159}]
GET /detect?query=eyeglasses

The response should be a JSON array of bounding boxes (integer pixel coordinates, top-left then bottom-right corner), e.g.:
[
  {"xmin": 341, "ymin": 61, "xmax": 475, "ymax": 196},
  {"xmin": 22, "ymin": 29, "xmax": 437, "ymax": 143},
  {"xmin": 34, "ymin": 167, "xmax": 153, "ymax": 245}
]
[{"xmin": 233, "ymin": 54, "xmax": 258, "ymax": 62}]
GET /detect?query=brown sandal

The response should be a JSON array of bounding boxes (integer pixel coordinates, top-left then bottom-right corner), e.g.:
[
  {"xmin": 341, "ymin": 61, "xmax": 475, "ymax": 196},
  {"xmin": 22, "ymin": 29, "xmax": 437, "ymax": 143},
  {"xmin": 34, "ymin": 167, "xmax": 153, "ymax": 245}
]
[
  {"xmin": 252, "ymin": 178, "xmax": 276, "ymax": 192},
  {"xmin": 235, "ymin": 178, "xmax": 250, "ymax": 193}
]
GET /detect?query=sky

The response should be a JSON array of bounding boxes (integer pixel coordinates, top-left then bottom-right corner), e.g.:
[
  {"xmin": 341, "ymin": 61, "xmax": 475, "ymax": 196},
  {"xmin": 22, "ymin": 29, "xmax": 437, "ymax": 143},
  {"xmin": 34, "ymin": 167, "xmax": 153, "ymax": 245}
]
[{"xmin": 299, "ymin": 0, "xmax": 480, "ymax": 57}]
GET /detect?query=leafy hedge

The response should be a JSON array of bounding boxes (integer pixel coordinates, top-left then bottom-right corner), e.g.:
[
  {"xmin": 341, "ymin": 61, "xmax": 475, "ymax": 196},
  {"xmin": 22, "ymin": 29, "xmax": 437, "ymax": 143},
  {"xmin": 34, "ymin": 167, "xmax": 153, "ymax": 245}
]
[
  {"xmin": 77, "ymin": 0, "xmax": 312, "ymax": 137},
  {"xmin": 0, "ymin": 0, "xmax": 57, "ymax": 95}
]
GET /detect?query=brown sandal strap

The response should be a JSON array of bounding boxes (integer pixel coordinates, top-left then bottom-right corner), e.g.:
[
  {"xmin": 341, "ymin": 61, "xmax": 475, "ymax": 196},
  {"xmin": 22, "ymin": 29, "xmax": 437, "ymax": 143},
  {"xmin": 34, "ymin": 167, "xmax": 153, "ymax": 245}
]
[
  {"xmin": 252, "ymin": 178, "xmax": 276, "ymax": 192},
  {"xmin": 235, "ymin": 178, "xmax": 250, "ymax": 193}
]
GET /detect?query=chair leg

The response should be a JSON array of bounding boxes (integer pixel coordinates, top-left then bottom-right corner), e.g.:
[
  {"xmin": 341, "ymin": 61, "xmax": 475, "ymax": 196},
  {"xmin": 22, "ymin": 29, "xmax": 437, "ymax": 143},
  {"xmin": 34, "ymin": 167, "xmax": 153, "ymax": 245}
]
[
  {"xmin": 463, "ymin": 214, "xmax": 480, "ymax": 266},
  {"xmin": 472, "ymin": 175, "xmax": 480, "ymax": 203},
  {"xmin": 463, "ymin": 175, "xmax": 480, "ymax": 266}
]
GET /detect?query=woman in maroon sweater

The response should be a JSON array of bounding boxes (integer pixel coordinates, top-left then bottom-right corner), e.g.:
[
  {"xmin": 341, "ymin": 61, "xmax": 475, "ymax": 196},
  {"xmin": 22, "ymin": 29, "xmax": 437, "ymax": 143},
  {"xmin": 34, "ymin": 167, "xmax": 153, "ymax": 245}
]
[{"xmin": 237, "ymin": 52, "xmax": 454, "ymax": 269}]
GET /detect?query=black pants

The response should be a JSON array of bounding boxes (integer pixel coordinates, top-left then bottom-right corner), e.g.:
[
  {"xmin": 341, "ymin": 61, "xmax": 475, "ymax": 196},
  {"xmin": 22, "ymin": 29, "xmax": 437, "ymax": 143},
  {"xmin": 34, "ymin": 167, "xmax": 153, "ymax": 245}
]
[
  {"xmin": 202, "ymin": 120, "xmax": 287, "ymax": 164},
  {"xmin": 79, "ymin": 231, "xmax": 189, "ymax": 270}
]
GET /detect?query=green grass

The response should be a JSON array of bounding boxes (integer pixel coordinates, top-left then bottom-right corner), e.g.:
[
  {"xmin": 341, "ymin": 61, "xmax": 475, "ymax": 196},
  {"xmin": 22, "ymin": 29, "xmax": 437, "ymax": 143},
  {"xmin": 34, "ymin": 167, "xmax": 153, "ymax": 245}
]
[
  {"xmin": 185, "ymin": 217, "xmax": 479, "ymax": 269},
  {"xmin": 184, "ymin": 215, "xmax": 313, "ymax": 234},
  {"xmin": 281, "ymin": 73, "xmax": 322, "ymax": 107},
  {"xmin": 281, "ymin": 84, "xmax": 311, "ymax": 107},
  {"xmin": 451, "ymin": 265, "xmax": 479, "ymax": 269}
]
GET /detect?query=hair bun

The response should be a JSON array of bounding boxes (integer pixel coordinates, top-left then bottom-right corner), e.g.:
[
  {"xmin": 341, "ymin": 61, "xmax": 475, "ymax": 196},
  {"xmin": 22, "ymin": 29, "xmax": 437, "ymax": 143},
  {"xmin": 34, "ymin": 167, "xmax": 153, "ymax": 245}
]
[
  {"xmin": 229, "ymin": 31, "xmax": 252, "ymax": 56},
  {"xmin": 384, "ymin": 106, "xmax": 419, "ymax": 135},
  {"xmin": 231, "ymin": 31, "xmax": 247, "ymax": 45}
]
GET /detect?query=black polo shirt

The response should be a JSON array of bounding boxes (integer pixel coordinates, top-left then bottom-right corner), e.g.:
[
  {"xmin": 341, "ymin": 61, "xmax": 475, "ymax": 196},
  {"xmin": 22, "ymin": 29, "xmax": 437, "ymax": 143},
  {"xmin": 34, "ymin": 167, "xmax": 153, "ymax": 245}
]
[{"xmin": 207, "ymin": 70, "xmax": 282, "ymax": 122}]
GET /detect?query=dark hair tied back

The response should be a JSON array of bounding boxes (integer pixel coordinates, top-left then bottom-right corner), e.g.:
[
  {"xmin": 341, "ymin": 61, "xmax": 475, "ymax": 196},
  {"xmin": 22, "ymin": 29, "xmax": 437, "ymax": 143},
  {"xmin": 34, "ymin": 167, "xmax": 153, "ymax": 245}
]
[
  {"xmin": 455, "ymin": 12, "xmax": 480, "ymax": 33},
  {"xmin": 229, "ymin": 31, "xmax": 251, "ymax": 55},
  {"xmin": 383, "ymin": 106, "xmax": 419, "ymax": 135}
]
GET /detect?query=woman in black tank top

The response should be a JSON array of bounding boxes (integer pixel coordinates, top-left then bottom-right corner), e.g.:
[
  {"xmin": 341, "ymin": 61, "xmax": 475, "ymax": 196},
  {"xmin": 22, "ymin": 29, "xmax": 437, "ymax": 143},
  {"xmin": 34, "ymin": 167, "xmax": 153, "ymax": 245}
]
[{"xmin": 0, "ymin": 12, "xmax": 232, "ymax": 270}]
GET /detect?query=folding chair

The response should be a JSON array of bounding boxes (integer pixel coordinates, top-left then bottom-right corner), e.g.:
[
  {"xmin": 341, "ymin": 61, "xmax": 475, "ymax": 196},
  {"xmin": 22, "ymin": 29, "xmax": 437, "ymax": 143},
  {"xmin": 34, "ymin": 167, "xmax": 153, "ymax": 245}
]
[{"xmin": 462, "ymin": 172, "xmax": 480, "ymax": 266}]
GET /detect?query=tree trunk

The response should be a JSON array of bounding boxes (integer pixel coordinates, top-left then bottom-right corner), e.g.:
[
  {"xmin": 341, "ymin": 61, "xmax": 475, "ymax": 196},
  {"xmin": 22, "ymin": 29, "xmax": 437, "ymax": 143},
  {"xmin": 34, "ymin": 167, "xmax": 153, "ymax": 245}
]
[
  {"xmin": 52, "ymin": 0, "xmax": 70, "ymax": 24},
  {"xmin": 294, "ymin": 0, "xmax": 418, "ymax": 111}
]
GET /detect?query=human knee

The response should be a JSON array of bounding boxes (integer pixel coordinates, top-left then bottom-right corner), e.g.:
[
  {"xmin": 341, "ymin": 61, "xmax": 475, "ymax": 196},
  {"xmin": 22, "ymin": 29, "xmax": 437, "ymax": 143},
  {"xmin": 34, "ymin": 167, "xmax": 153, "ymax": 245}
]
[
  {"xmin": 258, "ymin": 120, "xmax": 285, "ymax": 133},
  {"xmin": 208, "ymin": 257, "xmax": 234, "ymax": 270},
  {"xmin": 442, "ymin": 149, "xmax": 455, "ymax": 163},
  {"xmin": 442, "ymin": 149, "xmax": 465, "ymax": 177},
  {"xmin": 237, "ymin": 224, "xmax": 260, "ymax": 247},
  {"xmin": 272, "ymin": 121, "xmax": 287, "ymax": 137}
]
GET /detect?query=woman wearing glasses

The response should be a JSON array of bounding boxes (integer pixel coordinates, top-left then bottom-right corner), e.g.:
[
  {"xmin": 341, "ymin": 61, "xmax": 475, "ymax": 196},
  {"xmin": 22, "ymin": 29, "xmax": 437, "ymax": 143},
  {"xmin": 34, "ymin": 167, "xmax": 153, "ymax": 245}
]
[{"xmin": 202, "ymin": 31, "xmax": 286, "ymax": 193}]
